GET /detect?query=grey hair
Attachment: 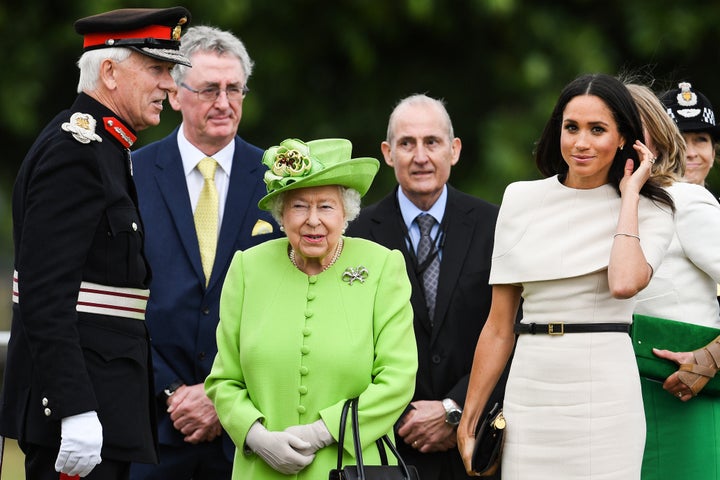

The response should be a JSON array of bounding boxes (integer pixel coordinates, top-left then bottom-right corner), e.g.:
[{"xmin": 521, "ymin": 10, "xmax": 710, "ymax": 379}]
[
  {"xmin": 171, "ymin": 25, "xmax": 254, "ymax": 85},
  {"xmin": 386, "ymin": 94, "xmax": 454, "ymax": 143},
  {"xmin": 268, "ymin": 186, "xmax": 362, "ymax": 229},
  {"xmin": 76, "ymin": 47, "xmax": 132, "ymax": 93}
]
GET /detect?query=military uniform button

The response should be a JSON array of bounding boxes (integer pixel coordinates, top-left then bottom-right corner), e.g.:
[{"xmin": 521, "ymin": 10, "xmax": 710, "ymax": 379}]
[
  {"xmin": 42, "ymin": 397, "xmax": 49, "ymax": 407},
  {"xmin": 44, "ymin": 408, "xmax": 52, "ymax": 417},
  {"xmin": 132, "ymin": 222, "xmax": 138, "ymax": 231}
]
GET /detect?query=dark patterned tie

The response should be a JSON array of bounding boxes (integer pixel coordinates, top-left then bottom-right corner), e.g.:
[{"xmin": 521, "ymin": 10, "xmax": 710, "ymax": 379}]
[{"xmin": 416, "ymin": 214, "xmax": 440, "ymax": 325}]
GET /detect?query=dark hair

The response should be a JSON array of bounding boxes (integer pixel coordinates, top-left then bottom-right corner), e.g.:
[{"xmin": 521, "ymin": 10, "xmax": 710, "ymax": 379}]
[{"xmin": 535, "ymin": 73, "xmax": 673, "ymax": 209}]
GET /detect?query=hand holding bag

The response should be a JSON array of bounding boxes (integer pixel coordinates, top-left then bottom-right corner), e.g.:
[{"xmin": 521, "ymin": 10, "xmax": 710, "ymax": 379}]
[
  {"xmin": 632, "ymin": 314, "xmax": 720, "ymax": 396},
  {"xmin": 328, "ymin": 398, "xmax": 420, "ymax": 480},
  {"xmin": 471, "ymin": 402, "xmax": 505, "ymax": 476}
]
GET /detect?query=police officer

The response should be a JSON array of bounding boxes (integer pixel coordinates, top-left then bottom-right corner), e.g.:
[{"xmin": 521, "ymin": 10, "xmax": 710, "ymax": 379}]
[{"xmin": 0, "ymin": 7, "xmax": 191, "ymax": 480}]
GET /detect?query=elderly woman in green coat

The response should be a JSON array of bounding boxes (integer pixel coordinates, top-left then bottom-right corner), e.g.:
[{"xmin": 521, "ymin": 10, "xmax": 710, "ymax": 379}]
[{"xmin": 205, "ymin": 138, "xmax": 418, "ymax": 479}]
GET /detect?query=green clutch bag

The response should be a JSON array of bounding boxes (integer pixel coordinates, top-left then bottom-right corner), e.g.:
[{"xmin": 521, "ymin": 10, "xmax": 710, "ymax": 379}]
[{"xmin": 631, "ymin": 314, "xmax": 720, "ymax": 396}]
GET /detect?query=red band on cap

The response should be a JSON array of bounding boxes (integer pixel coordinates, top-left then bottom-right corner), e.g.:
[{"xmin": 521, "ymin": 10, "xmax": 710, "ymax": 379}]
[{"xmin": 83, "ymin": 25, "xmax": 172, "ymax": 48}]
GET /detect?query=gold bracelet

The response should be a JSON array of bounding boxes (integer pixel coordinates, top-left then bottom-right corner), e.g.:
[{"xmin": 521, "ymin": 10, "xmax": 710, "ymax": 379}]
[{"xmin": 613, "ymin": 232, "xmax": 640, "ymax": 241}]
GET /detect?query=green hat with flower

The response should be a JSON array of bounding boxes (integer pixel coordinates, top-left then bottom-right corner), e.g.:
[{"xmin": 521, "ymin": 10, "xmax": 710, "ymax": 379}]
[{"xmin": 258, "ymin": 138, "xmax": 380, "ymax": 211}]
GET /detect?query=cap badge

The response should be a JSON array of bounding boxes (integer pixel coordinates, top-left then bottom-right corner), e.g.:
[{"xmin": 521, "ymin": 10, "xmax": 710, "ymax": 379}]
[
  {"xmin": 61, "ymin": 112, "xmax": 103, "ymax": 144},
  {"xmin": 675, "ymin": 82, "xmax": 701, "ymax": 118},
  {"xmin": 172, "ymin": 16, "xmax": 188, "ymax": 41}
]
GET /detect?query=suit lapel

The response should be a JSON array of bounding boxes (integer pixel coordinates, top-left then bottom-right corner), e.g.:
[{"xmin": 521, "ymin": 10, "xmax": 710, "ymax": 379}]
[
  {"xmin": 209, "ymin": 139, "xmax": 260, "ymax": 291},
  {"xmin": 432, "ymin": 187, "xmax": 474, "ymax": 337},
  {"xmin": 152, "ymin": 137, "xmax": 206, "ymax": 284}
]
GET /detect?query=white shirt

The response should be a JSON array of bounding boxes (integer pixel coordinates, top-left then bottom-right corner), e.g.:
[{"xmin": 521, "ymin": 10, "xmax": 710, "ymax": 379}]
[
  {"xmin": 397, "ymin": 185, "xmax": 447, "ymax": 257},
  {"xmin": 177, "ymin": 125, "xmax": 234, "ymax": 227}
]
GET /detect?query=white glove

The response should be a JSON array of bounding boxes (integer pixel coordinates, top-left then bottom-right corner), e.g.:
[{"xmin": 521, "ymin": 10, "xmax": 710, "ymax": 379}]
[
  {"xmin": 55, "ymin": 411, "xmax": 103, "ymax": 477},
  {"xmin": 284, "ymin": 419, "xmax": 334, "ymax": 455},
  {"xmin": 245, "ymin": 421, "xmax": 314, "ymax": 474}
]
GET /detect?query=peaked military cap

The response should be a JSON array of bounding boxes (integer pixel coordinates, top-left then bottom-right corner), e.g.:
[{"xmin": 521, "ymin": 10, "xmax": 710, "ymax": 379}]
[{"xmin": 75, "ymin": 7, "xmax": 192, "ymax": 67}]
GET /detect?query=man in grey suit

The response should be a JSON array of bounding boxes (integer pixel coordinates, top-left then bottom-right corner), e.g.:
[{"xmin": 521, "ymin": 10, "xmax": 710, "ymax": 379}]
[{"xmin": 347, "ymin": 94, "xmax": 508, "ymax": 480}]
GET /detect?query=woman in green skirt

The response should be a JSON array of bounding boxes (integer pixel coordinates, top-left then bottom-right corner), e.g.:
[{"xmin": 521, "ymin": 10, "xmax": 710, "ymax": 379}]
[{"xmin": 630, "ymin": 82, "xmax": 720, "ymax": 480}]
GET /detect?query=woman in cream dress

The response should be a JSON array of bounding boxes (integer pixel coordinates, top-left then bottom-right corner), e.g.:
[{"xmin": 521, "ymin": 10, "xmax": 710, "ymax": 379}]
[{"xmin": 457, "ymin": 74, "xmax": 675, "ymax": 479}]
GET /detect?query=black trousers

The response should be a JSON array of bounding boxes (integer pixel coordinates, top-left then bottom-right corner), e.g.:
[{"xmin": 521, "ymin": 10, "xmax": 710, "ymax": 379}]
[{"xmin": 24, "ymin": 443, "xmax": 129, "ymax": 480}]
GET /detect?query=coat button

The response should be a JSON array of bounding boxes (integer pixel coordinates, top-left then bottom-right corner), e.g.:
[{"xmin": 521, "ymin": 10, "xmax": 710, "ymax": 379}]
[
  {"xmin": 42, "ymin": 397, "xmax": 49, "ymax": 407},
  {"xmin": 302, "ymin": 328, "xmax": 311, "ymax": 336},
  {"xmin": 300, "ymin": 346, "xmax": 310, "ymax": 355},
  {"xmin": 298, "ymin": 386, "xmax": 308, "ymax": 395},
  {"xmin": 299, "ymin": 366, "xmax": 309, "ymax": 375},
  {"xmin": 44, "ymin": 408, "xmax": 52, "ymax": 417},
  {"xmin": 132, "ymin": 222, "xmax": 138, "ymax": 231},
  {"xmin": 297, "ymin": 405, "xmax": 306, "ymax": 414},
  {"xmin": 432, "ymin": 354, "xmax": 441, "ymax": 364}
]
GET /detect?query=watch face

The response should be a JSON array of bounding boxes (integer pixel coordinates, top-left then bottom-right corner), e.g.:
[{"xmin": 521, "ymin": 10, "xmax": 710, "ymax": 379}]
[{"xmin": 447, "ymin": 410, "xmax": 462, "ymax": 425}]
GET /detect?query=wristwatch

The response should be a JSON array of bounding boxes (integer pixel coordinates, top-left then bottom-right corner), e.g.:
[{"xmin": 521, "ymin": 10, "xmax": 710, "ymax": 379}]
[
  {"xmin": 442, "ymin": 398, "xmax": 462, "ymax": 425},
  {"xmin": 163, "ymin": 381, "xmax": 184, "ymax": 400}
]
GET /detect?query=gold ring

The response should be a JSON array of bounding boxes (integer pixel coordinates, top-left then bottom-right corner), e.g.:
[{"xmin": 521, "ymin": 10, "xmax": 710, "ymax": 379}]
[
  {"xmin": 412, "ymin": 440, "xmax": 418, "ymax": 447},
  {"xmin": 677, "ymin": 392, "xmax": 683, "ymax": 398},
  {"xmin": 649, "ymin": 157, "xmax": 656, "ymax": 164}
]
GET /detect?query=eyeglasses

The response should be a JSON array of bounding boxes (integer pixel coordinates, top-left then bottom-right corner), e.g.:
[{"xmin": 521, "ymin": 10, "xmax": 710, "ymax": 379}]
[{"xmin": 180, "ymin": 82, "xmax": 249, "ymax": 102}]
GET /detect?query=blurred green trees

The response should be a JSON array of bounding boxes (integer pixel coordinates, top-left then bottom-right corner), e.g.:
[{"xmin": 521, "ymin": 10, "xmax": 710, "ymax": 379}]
[{"xmin": 1, "ymin": 0, "xmax": 720, "ymax": 267}]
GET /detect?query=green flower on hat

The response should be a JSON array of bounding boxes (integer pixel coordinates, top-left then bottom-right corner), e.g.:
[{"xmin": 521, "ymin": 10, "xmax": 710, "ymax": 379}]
[{"xmin": 262, "ymin": 139, "xmax": 323, "ymax": 193}]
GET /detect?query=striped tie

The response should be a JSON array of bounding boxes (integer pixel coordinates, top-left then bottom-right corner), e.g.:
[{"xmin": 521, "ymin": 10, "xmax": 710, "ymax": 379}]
[{"xmin": 194, "ymin": 157, "xmax": 218, "ymax": 286}]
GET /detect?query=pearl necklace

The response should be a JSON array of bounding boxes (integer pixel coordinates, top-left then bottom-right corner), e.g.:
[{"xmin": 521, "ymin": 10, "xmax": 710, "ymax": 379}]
[{"xmin": 290, "ymin": 237, "xmax": 344, "ymax": 273}]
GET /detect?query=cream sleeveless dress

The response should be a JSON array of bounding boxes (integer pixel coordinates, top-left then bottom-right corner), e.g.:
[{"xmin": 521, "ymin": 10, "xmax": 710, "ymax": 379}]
[{"xmin": 490, "ymin": 176, "xmax": 674, "ymax": 479}]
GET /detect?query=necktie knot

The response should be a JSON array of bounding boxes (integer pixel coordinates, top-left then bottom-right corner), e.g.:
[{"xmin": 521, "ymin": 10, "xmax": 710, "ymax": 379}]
[
  {"xmin": 416, "ymin": 213, "xmax": 436, "ymax": 237},
  {"xmin": 197, "ymin": 157, "xmax": 217, "ymax": 181}
]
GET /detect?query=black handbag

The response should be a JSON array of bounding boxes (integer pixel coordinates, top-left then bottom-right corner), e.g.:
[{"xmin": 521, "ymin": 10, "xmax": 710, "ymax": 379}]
[
  {"xmin": 329, "ymin": 398, "xmax": 420, "ymax": 480},
  {"xmin": 471, "ymin": 402, "xmax": 505, "ymax": 476}
]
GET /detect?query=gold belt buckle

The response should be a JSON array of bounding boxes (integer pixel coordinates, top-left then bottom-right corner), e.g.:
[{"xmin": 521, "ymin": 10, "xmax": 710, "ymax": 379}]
[{"xmin": 547, "ymin": 322, "xmax": 564, "ymax": 335}]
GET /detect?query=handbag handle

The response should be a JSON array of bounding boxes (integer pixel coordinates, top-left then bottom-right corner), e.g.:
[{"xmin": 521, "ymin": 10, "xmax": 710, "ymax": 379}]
[{"xmin": 336, "ymin": 397, "xmax": 414, "ymax": 480}]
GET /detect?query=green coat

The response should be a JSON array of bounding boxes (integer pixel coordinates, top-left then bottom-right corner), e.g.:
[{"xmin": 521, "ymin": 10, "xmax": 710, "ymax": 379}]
[{"xmin": 206, "ymin": 236, "xmax": 418, "ymax": 480}]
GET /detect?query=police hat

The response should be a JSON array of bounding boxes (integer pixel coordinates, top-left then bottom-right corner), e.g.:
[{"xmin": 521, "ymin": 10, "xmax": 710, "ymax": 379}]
[
  {"xmin": 75, "ymin": 7, "xmax": 192, "ymax": 67},
  {"xmin": 660, "ymin": 82, "xmax": 720, "ymax": 141}
]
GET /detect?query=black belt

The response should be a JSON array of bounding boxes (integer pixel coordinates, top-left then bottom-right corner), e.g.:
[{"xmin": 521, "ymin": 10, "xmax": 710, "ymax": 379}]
[{"xmin": 515, "ymin": 322, "xmax": 631, "ymax": 335}]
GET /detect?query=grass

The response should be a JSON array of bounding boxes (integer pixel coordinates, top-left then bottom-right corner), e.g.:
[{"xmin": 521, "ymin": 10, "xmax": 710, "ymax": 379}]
[{"xmin": 1, "ymin": 438, "xmax": 24, "ymax": 479}]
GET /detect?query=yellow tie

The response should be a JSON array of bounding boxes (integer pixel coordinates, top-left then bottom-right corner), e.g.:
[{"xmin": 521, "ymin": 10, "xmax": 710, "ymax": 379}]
[{"xmin": 195, "ymin": 157, "xmax": 219, "ymax": 286}]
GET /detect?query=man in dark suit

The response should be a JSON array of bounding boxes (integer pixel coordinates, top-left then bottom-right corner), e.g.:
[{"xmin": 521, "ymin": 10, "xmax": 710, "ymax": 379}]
[
  {"xmin": 0, "ymin": 7, "xmax": 192, "ymax": 480},
  {"xmin": 129, "ymin": 26, "xmax": 280, "ymax": 480},
  {"xmin": 347, "ymin": 94, "xmax": 507, "ymax": 480}
]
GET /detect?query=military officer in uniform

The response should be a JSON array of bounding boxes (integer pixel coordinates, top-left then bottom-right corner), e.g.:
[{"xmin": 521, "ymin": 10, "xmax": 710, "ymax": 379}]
[{"xmin": 0, "ymin": 7, "xmax": 192, "ymax": 480}]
